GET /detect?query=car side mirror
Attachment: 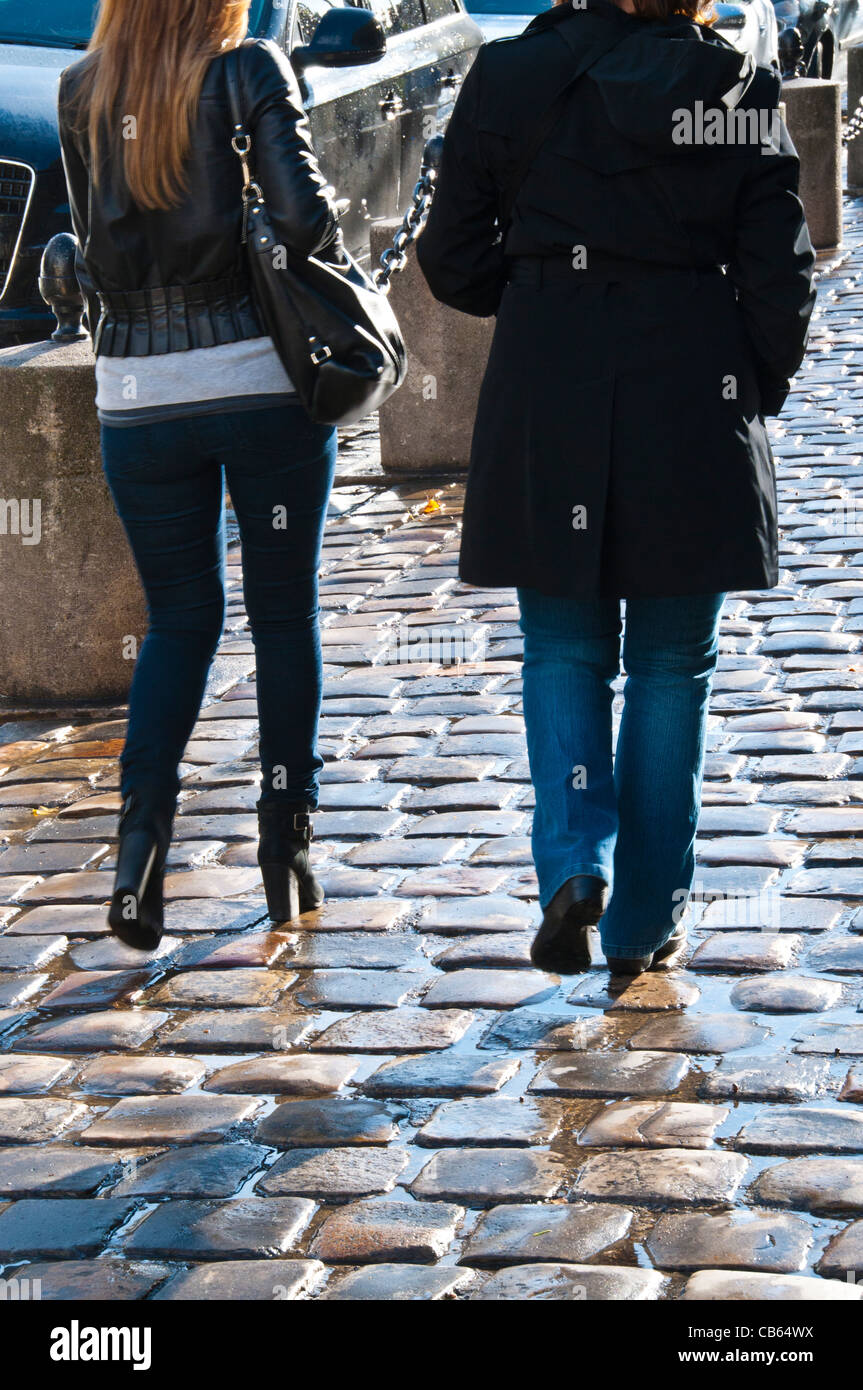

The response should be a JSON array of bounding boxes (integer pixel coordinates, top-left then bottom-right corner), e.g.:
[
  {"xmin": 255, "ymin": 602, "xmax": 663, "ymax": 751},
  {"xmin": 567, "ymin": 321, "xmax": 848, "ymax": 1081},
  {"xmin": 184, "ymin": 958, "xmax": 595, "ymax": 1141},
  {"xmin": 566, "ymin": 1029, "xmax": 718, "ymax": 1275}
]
[{"xmin": 291, "ymin": 7, "xmax": 387, "ymax": 72}]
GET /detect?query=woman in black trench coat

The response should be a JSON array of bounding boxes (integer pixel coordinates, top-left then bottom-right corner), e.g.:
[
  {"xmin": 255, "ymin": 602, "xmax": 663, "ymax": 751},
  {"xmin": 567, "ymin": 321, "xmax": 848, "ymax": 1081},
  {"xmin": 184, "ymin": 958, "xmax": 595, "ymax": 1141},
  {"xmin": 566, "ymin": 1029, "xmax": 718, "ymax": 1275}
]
[{"xmin": 417, "ymin": 0, "xmax": 815, "ymax": 973}]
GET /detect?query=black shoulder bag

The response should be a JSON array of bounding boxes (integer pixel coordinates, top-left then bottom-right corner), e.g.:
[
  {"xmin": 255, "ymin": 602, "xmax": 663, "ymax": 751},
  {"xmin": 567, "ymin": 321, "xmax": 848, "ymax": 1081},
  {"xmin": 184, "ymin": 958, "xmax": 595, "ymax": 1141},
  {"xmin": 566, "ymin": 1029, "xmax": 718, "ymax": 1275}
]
[{"xmin": 225, "ymin": 46, "xmax": 407, "ymax": 428}]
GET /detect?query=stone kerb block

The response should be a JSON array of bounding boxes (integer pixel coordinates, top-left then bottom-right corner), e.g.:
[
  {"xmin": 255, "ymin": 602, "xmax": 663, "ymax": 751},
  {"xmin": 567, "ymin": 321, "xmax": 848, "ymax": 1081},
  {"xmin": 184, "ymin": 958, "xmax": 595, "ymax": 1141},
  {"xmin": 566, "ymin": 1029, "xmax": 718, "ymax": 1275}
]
[
  {"xmin": 847, "ymin": 47, "xmax": 863, "ymax": 191},
  {"xmin": 371, "ymin": 218, "xmax": 493, "ymax": 476},
  {"xmin": 0, "ymin": 338, "xmax": 146, "ymax": 703},
  {"xmin": 781, "ymin": 78, "xmax": 842, "ymax": 250}
]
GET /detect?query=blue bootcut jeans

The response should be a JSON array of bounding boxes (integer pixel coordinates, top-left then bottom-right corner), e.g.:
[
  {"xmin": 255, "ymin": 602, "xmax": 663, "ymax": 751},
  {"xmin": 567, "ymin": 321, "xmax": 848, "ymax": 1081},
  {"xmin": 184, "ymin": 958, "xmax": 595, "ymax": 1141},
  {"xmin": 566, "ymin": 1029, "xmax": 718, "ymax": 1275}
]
[
  {"xmin": 516, "ymin": 588, "xmax": 727, "ymax": 959},
  {"xmin": 100, "ymin": 403, "xmax": 337, "ymax": 807}
]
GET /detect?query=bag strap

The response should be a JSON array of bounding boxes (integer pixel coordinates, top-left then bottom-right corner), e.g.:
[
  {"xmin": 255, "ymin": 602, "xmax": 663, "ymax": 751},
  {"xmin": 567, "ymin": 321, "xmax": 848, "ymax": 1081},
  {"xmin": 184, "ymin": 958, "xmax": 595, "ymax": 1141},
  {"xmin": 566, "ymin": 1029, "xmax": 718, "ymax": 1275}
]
[
  {"xmin": 498, "ymin": 26, "xmax": 632, "ymax": 234},
  {"xmin": 225, "ymin": 46, "xmax": 245, "ymax": 142},
  {"xmin": 225, "ymin": 46, "xmax": 265, "ymax": 242}
]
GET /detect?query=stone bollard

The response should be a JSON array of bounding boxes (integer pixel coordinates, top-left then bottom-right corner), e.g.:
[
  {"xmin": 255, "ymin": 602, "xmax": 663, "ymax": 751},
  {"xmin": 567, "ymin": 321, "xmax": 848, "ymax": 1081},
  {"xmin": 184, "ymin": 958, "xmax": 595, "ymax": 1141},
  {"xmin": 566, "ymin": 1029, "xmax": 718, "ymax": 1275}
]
[
  {"xmin": 848, "ymin": 47, "xmax": 863, "ymax": 192},
  {"xmin": 0, "ymin": 336, "xmax": 147, "ymax": 704},
  {"xmin": 781, "ymin": 78, "xmax": 842, "ymax": 250},
  {"xmin": 371, "ymin": 218, "xmax": 493, "ymax": 475}
]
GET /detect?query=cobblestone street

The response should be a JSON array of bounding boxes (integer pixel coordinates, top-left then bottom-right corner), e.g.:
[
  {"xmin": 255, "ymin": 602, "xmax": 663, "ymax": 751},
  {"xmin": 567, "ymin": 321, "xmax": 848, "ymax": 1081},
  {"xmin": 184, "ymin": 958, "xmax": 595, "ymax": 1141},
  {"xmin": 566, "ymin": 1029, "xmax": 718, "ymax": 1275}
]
[{"xmin": 2, "ymin": 199, "xmax": 863, "ymax": 1303}]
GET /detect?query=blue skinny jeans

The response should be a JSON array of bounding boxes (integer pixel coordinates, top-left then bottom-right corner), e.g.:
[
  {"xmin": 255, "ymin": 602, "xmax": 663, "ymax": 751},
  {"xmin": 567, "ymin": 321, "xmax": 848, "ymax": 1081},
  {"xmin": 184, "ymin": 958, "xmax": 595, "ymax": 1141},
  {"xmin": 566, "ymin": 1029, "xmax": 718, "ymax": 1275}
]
[
  {"xmin": 516, "ymin": 589, "xmax": 726, "ymax": 958},
  {"xmin": 101, "ymin": 403, "xmax": 337, "ymax": 807}
]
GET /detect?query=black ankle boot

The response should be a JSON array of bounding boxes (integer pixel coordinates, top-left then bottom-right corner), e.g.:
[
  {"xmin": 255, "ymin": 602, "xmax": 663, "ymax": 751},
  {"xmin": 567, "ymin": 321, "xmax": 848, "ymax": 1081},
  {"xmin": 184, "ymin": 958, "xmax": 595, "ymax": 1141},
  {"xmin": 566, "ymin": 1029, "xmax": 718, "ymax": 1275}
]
[
  {"xmin": 257, "ymin": 801, "xmax": 323, "ymax": 922},
  {"xmin": 530, "ymin": 874, "xmax": 608, "ymax": 974},
  {"xmin": 108, "ymin": 788, "xmax": 175, "ymax": 951},
  {"xmin": 606, "ymin": 923, "xmax": 687, "ymax": 977}
]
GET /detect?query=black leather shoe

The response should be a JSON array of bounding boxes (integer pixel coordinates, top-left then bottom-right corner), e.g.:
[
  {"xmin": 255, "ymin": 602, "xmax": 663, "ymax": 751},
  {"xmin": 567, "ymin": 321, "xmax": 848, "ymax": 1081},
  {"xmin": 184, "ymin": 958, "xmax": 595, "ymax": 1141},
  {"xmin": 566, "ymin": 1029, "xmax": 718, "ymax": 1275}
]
[
  {"xmin": 606, "ymin": 923, "xmax": 687, "ymax": 977},
  {"xmin": 257, "ymin": 801, "xmax": 324, "ymax": 922},
  {"xmin": 108, "ymin": 788, "xmax": 176, "ymax": 951},
  {"xmin": 605, "ymin": 949, "xmax": 652, "ymax": 977},
  {"xmin": 652, "ymin": 923, "xmax": 688, "ymax": 967},
  {"xmin": 530, "ymin": 875, "xmax": 608, "ymax": 973}
]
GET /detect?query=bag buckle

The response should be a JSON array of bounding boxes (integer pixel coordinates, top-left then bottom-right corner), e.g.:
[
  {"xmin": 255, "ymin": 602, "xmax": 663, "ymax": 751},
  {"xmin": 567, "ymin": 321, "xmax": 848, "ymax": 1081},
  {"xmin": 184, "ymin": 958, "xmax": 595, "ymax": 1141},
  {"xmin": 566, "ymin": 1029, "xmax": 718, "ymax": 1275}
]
[
  {"xmin": 231, "ymin": 130, "xmax": 257, "ymax": 199},
  {"xmin": 293, "ymin": 811, "xmax": 313, "ymax": 838},
  {"xmin": 309, "ymin": 339, "xmax": 332, "ymax": 366}
]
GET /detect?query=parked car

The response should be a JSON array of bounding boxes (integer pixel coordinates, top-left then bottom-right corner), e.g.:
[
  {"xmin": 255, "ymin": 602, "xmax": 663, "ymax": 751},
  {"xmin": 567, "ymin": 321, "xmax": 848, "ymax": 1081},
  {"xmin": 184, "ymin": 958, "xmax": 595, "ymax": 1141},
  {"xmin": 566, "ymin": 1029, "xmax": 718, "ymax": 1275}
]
[
  {"xmin": 714, "ymin": 0, "xmax": 778, "ymax": 68},
  {"xmin": 465, "ymin": 0, "xmax": 778, "ymax": 66},
  {"xmin": 774, "ymin": 0, "xmax": 863, "ymax": 76},
  {"xmin": 0, "ymin": 0, "xmax": 482, "ymax": 342}
]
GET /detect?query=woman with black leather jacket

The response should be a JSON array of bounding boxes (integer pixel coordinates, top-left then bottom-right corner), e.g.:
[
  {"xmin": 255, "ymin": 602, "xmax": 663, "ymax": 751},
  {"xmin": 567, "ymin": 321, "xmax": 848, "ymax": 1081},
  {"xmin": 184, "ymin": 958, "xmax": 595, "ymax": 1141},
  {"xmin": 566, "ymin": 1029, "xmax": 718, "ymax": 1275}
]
[{"xmin": 58, "ymin": 0, "xmax": 344, "ymax": 948}]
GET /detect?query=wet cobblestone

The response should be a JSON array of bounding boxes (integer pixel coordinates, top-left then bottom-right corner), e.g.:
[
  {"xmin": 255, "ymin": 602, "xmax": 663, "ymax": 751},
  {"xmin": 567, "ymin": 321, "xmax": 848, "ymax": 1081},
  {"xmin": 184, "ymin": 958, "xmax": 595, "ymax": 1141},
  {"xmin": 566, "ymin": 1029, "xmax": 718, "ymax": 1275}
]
[{"xmin": 3, "ymin": 210, "xmax": 863, "ymax": 1299}]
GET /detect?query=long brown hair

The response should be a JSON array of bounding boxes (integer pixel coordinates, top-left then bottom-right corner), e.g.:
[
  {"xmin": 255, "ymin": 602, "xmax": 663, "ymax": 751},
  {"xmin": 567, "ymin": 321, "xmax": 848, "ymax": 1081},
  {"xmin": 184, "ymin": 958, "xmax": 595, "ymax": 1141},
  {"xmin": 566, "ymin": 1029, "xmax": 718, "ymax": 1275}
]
[{"xmin": 80, "ymin": 0, "xmax": 251, "ymax": 212}]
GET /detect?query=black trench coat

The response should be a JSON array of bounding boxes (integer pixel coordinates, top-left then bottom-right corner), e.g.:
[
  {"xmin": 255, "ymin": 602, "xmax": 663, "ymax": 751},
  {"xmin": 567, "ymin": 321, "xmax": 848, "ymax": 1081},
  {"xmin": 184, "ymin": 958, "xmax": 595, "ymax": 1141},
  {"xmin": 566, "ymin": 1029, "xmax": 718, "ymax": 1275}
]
[{"xmin": 417, "ymin": 0, "xmax": 816, "ymax": 599}]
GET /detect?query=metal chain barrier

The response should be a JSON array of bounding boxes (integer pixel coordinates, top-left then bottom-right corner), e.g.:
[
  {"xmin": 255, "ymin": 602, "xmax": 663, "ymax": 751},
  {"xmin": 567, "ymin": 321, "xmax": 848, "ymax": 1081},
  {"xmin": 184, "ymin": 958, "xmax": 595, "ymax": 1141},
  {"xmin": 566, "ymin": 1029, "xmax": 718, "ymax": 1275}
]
[
  {"xmin": 373, "ymin": 135, "xmax": 444, "ymax": 293},
  {"xmin": 844, "ymin": 94, "xmax": 863, "ymax": 145}
]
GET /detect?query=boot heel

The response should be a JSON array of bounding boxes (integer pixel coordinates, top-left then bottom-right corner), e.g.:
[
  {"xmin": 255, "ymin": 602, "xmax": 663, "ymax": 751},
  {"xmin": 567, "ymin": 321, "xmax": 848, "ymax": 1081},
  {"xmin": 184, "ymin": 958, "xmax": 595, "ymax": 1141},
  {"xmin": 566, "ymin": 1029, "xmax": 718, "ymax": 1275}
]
[
  {"xmin": 113, "ymin": 829, "xmax": 158, "ymax": 901},
  {"xmin": 109, "ymin": 827, "xmax": 164, "ymax": 950},
  {"xmin": 260, "ymin": 862, "xmax": 302, "ymax": 922},
  {"xmin": 108, "ymin": 791, "xmax": 173, "ymax": 952},
  {"xmin": 109, "ymin": 829, "xmax": 157, "ymax": 942},
  {"xmin": 109, "ymin": 870, "xmax": 165, "ymax": 952}
]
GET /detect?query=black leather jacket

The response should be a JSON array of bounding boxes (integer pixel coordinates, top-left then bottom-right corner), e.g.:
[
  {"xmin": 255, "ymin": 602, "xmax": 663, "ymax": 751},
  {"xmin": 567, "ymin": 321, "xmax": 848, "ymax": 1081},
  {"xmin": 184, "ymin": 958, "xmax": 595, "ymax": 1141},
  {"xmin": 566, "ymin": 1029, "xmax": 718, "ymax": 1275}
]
[{"xmin": 58, "ymin": 38, "xmax": 343, "ymax": 356}]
